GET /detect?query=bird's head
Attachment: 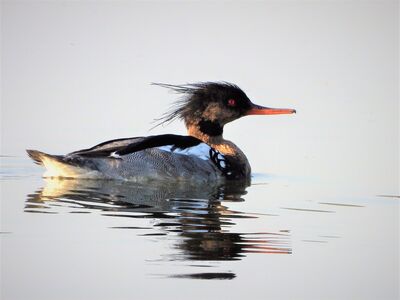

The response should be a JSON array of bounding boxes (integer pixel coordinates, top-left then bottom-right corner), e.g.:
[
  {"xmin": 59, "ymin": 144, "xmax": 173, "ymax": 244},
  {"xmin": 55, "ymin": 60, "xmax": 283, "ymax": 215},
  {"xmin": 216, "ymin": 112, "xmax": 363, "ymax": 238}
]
[{"xmin": 153, "ymin": 82, "xmax": 296, "ymax": 137}]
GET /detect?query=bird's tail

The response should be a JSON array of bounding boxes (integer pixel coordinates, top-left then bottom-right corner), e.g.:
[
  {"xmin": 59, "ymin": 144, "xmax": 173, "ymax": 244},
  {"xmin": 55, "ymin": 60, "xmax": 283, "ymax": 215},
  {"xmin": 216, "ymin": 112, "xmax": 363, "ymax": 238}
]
[
  {"xmin": 26, "ymin": 150, "xmax": 63, "ymax": 166},
  {"xmin": 26, "ymin": 149, "xmax": 97, "ymax": 178}
]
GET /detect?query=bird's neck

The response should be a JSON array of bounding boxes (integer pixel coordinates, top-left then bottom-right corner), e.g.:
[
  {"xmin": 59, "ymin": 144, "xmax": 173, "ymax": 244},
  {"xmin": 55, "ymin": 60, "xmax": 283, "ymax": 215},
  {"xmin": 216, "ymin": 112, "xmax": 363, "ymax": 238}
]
[
  {"xmin": 187, "ymin": 122, "xmax": 251, "ymax": 179},
  {"xmin": 187, "ymin": 121, "xmax": 224, "ymax": 145},
  {"xmin": 186, "ymin": 122, "xmax": 249, "ymax": 161}
]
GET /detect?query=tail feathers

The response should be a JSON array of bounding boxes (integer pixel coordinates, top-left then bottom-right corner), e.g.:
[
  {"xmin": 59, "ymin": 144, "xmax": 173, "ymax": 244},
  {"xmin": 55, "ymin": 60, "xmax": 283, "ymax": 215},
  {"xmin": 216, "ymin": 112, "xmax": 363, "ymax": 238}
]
[
  {"xmin": 26, "ymin": 149, "xmax": 99, "ymax": 178},
  {"xmin": 26, "ymin": 150, "xmax": 64, "ymax": 166}
]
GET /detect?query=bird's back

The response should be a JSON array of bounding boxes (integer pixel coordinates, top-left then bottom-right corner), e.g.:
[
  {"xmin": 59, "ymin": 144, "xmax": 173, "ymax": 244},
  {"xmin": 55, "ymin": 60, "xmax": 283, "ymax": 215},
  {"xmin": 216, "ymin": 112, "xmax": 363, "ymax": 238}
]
[{"xmin": 27, "ymin": 135, "xmax": 225, "ymax": 182}]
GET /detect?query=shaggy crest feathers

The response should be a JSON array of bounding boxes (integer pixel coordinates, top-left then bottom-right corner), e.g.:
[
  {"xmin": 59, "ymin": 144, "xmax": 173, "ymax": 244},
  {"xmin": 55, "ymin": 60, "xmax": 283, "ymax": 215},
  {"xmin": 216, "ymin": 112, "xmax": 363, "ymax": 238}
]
[{"xmin": 151, "ymin": 81, "xmax": 247, "ymax": 128}]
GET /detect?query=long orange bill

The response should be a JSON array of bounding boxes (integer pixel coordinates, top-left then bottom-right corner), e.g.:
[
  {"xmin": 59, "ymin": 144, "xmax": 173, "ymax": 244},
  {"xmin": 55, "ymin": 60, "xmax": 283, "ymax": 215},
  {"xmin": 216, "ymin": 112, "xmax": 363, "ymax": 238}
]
[{"xmin": 246, "ymin": 103, "xmax": 296, "ymax": 116}]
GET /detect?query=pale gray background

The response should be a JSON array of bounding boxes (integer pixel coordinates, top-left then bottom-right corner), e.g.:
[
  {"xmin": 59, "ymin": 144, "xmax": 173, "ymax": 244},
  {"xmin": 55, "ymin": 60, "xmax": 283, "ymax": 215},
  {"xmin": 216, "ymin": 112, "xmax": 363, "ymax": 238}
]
[{"xmin": 1, "ymin": 0, "xmax": 398, "ymax": 194}]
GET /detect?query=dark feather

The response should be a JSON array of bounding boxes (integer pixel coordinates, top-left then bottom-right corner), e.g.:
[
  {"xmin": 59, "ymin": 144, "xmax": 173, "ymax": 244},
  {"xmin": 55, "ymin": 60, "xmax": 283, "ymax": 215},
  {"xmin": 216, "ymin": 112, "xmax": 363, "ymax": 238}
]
[
  {"xmin": 151, "ymin": 81, "xmax": 245, "ymax": 128},
  {"xmin": 69, "ymin": 137, "xmax": 143, "ymax": 157},
  {"xmin": 116, "ymin": 134, "xmax": 202, "ymax": 156},
  {"xmin": 70, "ymin": 134, "xmax": 202, "ymax": 158}
]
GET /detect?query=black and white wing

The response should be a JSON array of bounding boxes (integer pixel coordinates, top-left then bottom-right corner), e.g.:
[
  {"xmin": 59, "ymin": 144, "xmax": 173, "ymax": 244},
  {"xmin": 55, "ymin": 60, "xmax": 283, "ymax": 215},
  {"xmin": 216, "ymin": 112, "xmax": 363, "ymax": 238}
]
[{"xmin": 69, "ymin": 134, "xmax": 206, "ymax": 159}]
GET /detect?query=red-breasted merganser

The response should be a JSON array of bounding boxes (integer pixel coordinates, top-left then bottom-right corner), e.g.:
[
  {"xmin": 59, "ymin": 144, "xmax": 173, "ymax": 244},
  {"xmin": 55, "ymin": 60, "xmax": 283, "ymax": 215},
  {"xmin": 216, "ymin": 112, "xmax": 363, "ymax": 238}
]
[{"xmin": 27, "ymin": 82, "xmax": 295, "ymax": 182}]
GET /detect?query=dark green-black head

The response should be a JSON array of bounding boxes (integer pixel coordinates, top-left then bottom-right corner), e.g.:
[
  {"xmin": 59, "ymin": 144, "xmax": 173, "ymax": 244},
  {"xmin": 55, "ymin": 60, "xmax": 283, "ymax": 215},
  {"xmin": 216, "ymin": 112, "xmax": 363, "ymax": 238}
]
[{"xmin": 153, "ymin": 81, "xmax": 296, "ymax": 135}]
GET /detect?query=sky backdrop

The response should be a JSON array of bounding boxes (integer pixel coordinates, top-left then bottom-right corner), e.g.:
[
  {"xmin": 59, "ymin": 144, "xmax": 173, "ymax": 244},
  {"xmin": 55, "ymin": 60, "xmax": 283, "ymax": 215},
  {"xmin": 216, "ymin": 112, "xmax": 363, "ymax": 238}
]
[{"xmin": 1, "ymin": 0, "xmax": 398, "ymax": 194}]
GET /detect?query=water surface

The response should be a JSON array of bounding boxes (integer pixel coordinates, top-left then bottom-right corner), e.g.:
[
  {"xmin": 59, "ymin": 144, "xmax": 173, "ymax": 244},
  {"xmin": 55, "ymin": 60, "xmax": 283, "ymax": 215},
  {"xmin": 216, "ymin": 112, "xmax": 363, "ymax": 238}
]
[{"xmin": 1, "ymin": 156, "xmax": 398, "ymax": 300}]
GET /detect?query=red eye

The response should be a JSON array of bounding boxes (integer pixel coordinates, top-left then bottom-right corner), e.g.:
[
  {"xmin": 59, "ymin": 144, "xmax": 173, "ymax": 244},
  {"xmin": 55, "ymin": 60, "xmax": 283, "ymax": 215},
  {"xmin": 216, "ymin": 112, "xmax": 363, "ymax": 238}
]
[{"xmin": 227, "ymin": 99, "xmax": 236, "ymax": 107}]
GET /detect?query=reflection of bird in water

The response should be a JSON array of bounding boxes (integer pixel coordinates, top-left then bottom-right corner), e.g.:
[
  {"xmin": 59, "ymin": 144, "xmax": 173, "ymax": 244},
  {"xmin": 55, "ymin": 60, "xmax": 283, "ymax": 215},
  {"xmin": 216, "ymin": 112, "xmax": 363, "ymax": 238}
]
[
  {"xmin": 27, "ymin": 82, "xmax": 295, "ymax": 182},
  {"xmin": 27, "ymin": 179, "xmax": 291, "ymax": 277},
  {"xmin": 26, "ymin": 178, "xmax": 247, "ymax": 213}
]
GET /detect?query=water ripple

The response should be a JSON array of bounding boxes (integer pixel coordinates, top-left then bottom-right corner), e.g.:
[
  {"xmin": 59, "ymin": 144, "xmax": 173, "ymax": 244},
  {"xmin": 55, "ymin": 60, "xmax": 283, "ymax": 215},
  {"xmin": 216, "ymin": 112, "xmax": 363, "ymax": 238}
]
[{"xmin": 25, "ymin": 178, "xmax": 292, "ymax": 278}]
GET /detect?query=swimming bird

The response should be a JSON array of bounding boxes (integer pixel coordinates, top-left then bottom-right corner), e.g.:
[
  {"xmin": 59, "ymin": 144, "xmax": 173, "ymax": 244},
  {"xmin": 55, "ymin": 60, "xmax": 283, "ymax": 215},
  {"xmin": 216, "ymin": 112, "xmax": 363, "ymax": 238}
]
[{"xmin": 27, "ymin": 82, "xmax": 295, "ymax": 182}]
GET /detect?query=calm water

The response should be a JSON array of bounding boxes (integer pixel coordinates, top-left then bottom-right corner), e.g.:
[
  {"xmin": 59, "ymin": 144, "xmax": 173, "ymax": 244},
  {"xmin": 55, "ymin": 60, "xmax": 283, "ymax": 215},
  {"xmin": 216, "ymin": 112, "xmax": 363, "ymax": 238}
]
[{"xmin": 0, "ymin": 156, "xmax": 398, "ymax": 300}]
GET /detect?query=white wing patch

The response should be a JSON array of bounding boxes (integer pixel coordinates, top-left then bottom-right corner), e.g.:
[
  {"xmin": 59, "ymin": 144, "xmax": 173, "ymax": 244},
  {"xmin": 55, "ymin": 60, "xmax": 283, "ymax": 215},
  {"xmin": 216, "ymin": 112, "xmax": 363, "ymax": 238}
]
[
  {"xmin": 157, "ymin": 143, "xmax": 212, "ymax": 160},
  {"xmin": 110, "ymin": 151, "xmax": 121, "ymax": 158}
]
